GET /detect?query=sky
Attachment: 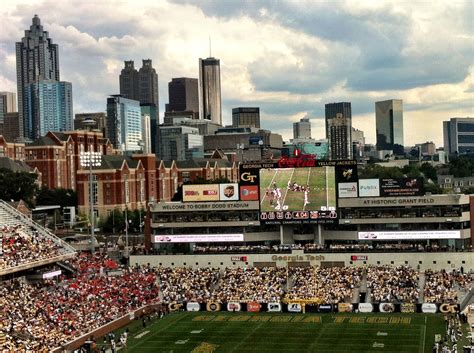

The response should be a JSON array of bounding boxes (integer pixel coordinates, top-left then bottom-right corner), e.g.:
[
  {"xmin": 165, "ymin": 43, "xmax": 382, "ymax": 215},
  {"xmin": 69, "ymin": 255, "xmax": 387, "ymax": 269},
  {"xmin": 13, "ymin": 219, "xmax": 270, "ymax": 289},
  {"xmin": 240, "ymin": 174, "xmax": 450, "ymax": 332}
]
[{"xmin": 0, "ymin": 0, "xmax": 472, "ymax": 146}]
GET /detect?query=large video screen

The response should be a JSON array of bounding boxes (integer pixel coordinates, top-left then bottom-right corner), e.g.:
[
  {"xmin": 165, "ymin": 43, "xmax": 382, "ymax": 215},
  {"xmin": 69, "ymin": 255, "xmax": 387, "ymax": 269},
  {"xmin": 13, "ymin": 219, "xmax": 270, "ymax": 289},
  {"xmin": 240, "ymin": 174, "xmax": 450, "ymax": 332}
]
[{"xmin": 239, "ymin": 160, "xmax": 357, "ymax": 225}]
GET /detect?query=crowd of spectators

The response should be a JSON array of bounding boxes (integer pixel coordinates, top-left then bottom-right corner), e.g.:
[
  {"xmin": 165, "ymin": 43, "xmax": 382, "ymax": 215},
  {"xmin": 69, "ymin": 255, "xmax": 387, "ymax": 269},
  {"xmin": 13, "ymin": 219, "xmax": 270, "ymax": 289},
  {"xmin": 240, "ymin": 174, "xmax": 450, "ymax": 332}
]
[
  {"xmin": 423, "ymin": 269, "xmax": 472, "ymax": 303},
  {"xmin": 367, "ymin": 265, "xmax": 420, "ymax": 303},
  {"xmin": 285, "ymin": 267, "xmax": 362, "ymax": 303},
  {"xmin": 0, "ymin": 253, "xmax": 159, "ymax": 351},
  {"xmin": 155, "ymin": 267, "xmax": 219, "ymax": 303},
  {"xmin": 211, "ymin": 267, "xmax": 287, "ymax": 303},
  {"xmin": 0, "ymin": 224, "xmax": 64, "ymax": 270}
]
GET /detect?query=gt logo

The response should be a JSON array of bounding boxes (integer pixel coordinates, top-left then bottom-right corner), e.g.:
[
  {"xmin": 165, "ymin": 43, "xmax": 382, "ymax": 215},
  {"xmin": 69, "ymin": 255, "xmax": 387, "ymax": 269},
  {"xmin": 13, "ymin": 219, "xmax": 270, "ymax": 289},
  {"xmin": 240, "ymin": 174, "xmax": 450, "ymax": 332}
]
[
  {"xmin": 241, "ymin": 172, "xmax": 257, "ymax": 183},
  {"xmin": 439, "ymin": 303, "xmax": 458, "ymax": 313}
]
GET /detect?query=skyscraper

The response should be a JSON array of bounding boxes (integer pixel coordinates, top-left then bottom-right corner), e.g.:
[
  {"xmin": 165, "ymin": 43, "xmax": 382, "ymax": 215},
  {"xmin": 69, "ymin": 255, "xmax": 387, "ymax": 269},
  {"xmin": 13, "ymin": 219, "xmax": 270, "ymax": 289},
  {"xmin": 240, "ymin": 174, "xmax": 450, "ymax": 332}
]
[
  {"xmin": 119, "ymin": 61, "xmax": 139, "ymax": 101},
  {"xmin": 158, "ymin": 125, "xmax": 203, "ymax": 161},
  {"xmin": 325, "ymin": 102, "xmax": 352, "ymax": 160},
  {"xmin": 199, "ymin": 57, "xmax": 222, "ymax": 125},
  {"xmin": 120, "ymin": 60, "xmax": 159, "ymax": 153},
  {"xmin": 166, "ymin": 77, "xmax": 199, "ymax": 118},
  {"xmin": 293, "ymin": 117, "xmax": 311, "ymax": 139},
  {"xmin": 17, "ymin": 15, "xmax": 59, "ymax": 138},
  {"xmin": 106, "ymin": 95, "xmax": 142, "ymax": 153},
  {"xmin": 375, "ymin": 99, "xmax": 404, "ymax": 152},
  {"xmin": 138, "ymin": 59, "xmax": 159, "ymax": 106},
  {"xmin": 0, "ymin": 92, "xmax": 16, "ymax": 123},
  {"xmin": 232, "ymin": 107, "xmax": 260, "ymax": 128},
  {"xmin": 26, "ymin": 80, "xmax": 73, "ymax": 138}
]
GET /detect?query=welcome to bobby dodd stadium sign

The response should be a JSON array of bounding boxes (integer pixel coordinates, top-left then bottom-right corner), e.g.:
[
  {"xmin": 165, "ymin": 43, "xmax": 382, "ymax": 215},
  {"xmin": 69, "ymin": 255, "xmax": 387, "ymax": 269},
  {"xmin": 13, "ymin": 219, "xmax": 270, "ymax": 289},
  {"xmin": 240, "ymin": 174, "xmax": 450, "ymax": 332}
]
[{"xmin": 154, "ymin": 201, "xmax": 259, "ymax": 212}]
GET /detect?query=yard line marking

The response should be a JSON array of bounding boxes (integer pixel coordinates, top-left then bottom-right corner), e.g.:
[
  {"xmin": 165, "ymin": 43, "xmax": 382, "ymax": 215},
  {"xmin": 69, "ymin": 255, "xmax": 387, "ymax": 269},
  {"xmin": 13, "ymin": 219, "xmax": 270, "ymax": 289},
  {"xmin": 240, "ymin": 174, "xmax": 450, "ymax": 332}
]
[
  {"xmin": 175, "ymin": 339, "xmax": 189, "ymax": 344},
  {"xmin": 376, "ymin": 332, "xmax": 388, "ymax": 336},
  {"xmin": 372, "ymin": 342, "xmax": 385, "ymax": 348},
  {"xmin": 260, "ymin": 169, "xmax": 278, "ymax": 206},
  {"xmin": 191, "ymin": 329, "xmax": 203, "ymax": 334},
  {"xmin": 421, "ymin": 316, "xmax": 427, "ymax": 353},
  {"xmin": 134, "ymin": 330, "xmax": 150, "ymax": 339},
  {"xmin": 325, "ymin": 166, "xmax": 329, "ymax": 209},
  {"xmin": 303, "ymin": 167, "xmax": 311, "ymax": 211},
  {"xmin": 281, "ymin": 168, "xmax": 295, "ymax": 208}
]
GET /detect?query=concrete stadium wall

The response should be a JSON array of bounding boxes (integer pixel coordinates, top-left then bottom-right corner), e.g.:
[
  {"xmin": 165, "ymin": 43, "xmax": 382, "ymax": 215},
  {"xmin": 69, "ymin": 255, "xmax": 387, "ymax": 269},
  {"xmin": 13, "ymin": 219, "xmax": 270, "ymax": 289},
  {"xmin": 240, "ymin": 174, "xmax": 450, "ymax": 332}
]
[{"xmin": 131, "ymin": 251, "xmax": 474, "ymax": 272}]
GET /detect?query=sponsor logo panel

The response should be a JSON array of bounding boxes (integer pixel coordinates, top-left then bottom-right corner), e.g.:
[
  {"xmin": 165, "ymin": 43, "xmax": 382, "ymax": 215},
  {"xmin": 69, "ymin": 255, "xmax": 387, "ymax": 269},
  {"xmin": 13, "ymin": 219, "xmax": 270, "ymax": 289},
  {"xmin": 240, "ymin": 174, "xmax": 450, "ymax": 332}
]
[
  {"xmin": 186, "ymin": 302, "xmax": 200, "ymax": 312},
  {"xmin": 380, "ymin": 178, "xmax": 424, "ymax": 197},
  {"xmin": 227, "ymin": 302, "xmax": 241, "ymax": 312},
  {"xmin": 338, "ymin": 182, "xmax": 358, "ymax": 198},
  {"xmin": 239, "ymin": 185, "xmax": 259, "ymax": 201},
  {"xmin": 267, "ymin": 302, "xmax": 282, "ymax": 312},
  {"xmin": 439, "ymin": 303, "xmax": 459, "ymax": 313},
  {"xmin": 379, "ymin": 303, "xmax": 395, "ymax": 313},
  {"xmin": 400, "ymin": 303, "xmax": 416, "ymax": 313},
  {"xmin": 183, "ymin": 184, "xmax": 220, "ymax": 202},
  {"xmin": 421, "ymin": 303, "xmax": 437, "ymax": 313},
  {"xmin": 206, "ymin": 302, "xmax": 221, "ymax": 312},
  {"xmin": 358, "ymin": 303, "xmax": 373, "ymax": 313},
  {"xmin": 247, "ymin": 302, "xmax": 261, "ymax": 312},
  {"xmin": 219, "ymin": 183, "xmax": 239, "ymax": 201},
  {"xmin": 288, "ymin": 303, "xmax": 302, "ymax": 313},
  {"xmin": 358, "ymin": 179, "xmax": 380, "ymax": 197},
  {"xmin": 338, "ymin": 303, "xmax": 353, "ymax": 313},
  {"xmin": 318, "ymin": 304, "xmax": 333, "ymax": 313},
  {"xmin": 358, "ymin": 230, "xmax": 461, "ymax": 240}
]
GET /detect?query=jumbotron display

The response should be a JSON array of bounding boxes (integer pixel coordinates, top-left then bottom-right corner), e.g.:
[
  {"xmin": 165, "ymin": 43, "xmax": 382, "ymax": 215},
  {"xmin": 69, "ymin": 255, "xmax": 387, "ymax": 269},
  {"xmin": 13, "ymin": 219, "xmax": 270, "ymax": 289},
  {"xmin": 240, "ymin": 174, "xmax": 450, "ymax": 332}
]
[{"xmin": 240, "ymin": 159, "xmax": 358, "ymax": 225}]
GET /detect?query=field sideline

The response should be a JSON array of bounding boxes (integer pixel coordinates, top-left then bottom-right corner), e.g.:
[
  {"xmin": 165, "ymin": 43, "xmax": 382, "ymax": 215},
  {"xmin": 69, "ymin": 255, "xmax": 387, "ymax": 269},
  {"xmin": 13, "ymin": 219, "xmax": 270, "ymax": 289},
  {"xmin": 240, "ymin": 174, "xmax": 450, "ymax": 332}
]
[{"xmin": 118, "ymin": 312, "xmax": 445, "ymax": 353}]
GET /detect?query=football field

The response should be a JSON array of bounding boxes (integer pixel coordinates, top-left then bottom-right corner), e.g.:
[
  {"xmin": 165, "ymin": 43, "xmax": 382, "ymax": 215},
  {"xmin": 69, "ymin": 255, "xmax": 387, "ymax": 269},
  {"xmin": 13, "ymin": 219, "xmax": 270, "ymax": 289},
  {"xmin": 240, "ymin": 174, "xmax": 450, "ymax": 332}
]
[
  {"xmin": 120, "ymin": 312, "xmax": 444, "ymax": 353},
  {"xmin": 259, "ymin": 167, "xmax": 336, "ymax": 212}
]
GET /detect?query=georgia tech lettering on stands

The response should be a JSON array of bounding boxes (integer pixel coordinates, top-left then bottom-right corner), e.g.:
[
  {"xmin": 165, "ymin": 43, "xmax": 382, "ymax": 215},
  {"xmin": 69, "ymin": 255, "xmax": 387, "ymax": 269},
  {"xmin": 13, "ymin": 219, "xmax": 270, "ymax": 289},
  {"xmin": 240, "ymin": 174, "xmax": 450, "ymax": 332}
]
[{"xmin": 271, "ymin": 255, "xmax": 325, "ymax": 261}]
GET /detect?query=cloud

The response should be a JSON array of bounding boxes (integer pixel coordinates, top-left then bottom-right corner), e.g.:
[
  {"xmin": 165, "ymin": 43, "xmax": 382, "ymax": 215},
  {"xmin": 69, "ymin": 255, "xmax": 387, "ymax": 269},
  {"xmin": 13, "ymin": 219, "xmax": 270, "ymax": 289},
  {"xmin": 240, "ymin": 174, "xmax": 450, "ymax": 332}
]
[{"xmin": 0, "ymin": 0, "xmax": 472, "ymax": 148}]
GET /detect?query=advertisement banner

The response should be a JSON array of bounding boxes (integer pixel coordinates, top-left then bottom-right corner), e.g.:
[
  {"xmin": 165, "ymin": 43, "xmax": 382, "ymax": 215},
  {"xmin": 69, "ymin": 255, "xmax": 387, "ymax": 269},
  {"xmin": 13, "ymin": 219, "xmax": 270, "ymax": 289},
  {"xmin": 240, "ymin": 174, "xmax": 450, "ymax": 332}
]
[
  {"xmin": 186, "ymin": 302, "xmax": 200, "ymax": 312},
  {"xmin": 154, "ymin": 233, "xmax": 244, "ymax": 243},
  {"xmin": 358, "ymin": 303, "xmax": 373, "ymax": 313},
  {"xmin": 400, "ymin": 303, "xmax": 416, "ymax": 313},
  {"xmin": 247, "ymin": 302, "xmax": 262, "ymax": 312},
  {"xmin": 338, "ymin": 303, "xmax": 353, "ymax": 313},
  {"xmin": 351, "ymin": 255, "xmax": 368, "ymax": 261},
  {"xmin": 206, "ymin": 302, "xmax": 221, "ymax": 312},
  {"xmin": 239, "ymin": 166, "xmax": 261, "ymax": 186},
  {"xmin": 338, "ymin": 182, "xmax": 358, "ymax": 198},
  {"xmin": 317, "ymin": 304, "xmax": 333, "ymax": 313},
  {"xmin": 287, "ymin": 303, "xmax": 302, "ymax": 313},
  {"xmin": 267, "ymin": 302, "xmax": 282, "ymax": 312},
  {"xmin": 227, "ymin": 302, "xmax": 241, "ymax": 312},
  {"xmin": 358, "ymin": 179, "xmax": 380, "ymax": 197},
  {"xmin": 183, "ymin": 184, "xmax": 219, "ymax": 202},
  {"xmin": 380, "ymin": 178, "xmax": 424, "ymax": 197},
  {"xmin": 239, "ymin": 185, "xmax": 259, "ymax": 201},
  {"xmin": 421, "ymin": 303, "xmax": 437, "ymax": 314},
  {"xmin": 358, "ymin": 230, "xmax": 461, "ymax": 240},
  {"xmin": 379, "ymin": 303, "xmax": 395, "ymax": 313},
  {"xmin": 219, "ymin": 183, "xmax": 239, "ymax": 201},
  {"xmin": 439, "ymin": 303, "xmax": 459, "ymax": 314}
]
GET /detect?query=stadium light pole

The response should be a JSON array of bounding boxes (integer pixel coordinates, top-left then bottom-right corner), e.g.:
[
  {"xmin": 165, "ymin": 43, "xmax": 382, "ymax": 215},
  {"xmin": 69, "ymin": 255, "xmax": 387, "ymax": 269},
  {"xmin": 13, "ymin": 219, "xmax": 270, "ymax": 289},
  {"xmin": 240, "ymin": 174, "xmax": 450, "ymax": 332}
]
[{"xmin": 79, "ymin": 118, "xmax": 102, "ymax": 254}]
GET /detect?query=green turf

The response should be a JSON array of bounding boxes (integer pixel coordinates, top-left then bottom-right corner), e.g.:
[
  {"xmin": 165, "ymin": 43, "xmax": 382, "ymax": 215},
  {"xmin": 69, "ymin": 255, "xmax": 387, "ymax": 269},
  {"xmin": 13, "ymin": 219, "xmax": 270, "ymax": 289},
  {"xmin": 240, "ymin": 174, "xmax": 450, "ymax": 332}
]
[
  {"xmin": 259, "ymin": 167, "xmax": 336, "ymax": 212},
  {"xmin": 117, "ymin": 312, "xmax": 446, "ymax": 353}
]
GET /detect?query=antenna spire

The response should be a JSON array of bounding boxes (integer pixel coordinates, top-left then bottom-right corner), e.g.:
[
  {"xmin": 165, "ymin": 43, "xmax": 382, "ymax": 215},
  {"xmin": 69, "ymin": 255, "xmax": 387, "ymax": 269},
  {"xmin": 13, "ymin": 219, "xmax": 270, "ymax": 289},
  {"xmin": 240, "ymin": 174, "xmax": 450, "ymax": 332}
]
[{"xmin": 209, "ymin": 36, "xmax": 212, "ymax": 57}]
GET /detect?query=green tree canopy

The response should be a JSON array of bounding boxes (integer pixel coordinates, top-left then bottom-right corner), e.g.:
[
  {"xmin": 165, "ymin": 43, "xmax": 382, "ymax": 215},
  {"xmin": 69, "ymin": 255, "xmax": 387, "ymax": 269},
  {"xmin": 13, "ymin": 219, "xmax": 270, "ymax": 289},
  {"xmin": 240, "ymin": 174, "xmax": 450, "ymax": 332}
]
[
  {"xmin": 37, "ymin": 188, "xmax": 77, "ymax": 208},
  {"xmin": 0, "ymin": 168, "xmax": 38, "ymax": 206}
]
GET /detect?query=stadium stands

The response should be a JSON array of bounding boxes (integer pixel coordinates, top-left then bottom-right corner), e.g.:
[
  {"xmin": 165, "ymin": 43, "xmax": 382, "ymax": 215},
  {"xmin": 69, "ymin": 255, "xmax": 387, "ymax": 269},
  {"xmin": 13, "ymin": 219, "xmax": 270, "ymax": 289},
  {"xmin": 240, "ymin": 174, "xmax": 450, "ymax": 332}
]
[{"xmin": 0, "ymin": 200, "xmax": 76, "ymax": 276}]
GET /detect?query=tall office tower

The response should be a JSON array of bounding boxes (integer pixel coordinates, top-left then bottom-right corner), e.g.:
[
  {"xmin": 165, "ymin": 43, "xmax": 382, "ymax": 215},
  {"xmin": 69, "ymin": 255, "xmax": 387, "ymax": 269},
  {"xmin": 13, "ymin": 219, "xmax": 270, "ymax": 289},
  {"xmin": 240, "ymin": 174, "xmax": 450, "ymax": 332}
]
[
  {"xmin": 0, "ymin": 92, "xmax": 16, "ymax": 123},
  {"xmin": 119, "ymin": 60, "xmax": 139, "ymax": 101},
  {"xmin": 140, "ymin": 104, "xmax": 158, "ymax": 153},
  {"xmin": 16, "ymin": 15, "xmax": 61, "ymax": 138},
  {"xmin": 375, "ymin": 99, "xmax": 404, "ymax": 152},
  {"xmin": 199, "ymin": 57, "xmax": 222, "ymax": 125},
  {"xmin": 138, "ymin": 59, "xmax": 159, "ymax": 106},
  {"xmin": 25, "ymin": 80, "xmax": 73, "ymax": 138},
  {"xmin": 293, "ymin": 117, "xmax": 311, "ymax": 139},
  {"xmin": 166, "ymin": 77, "xmax": 199, "ymax": 118},
  {"xmin": 106, "ymin": 95, "xmax": 142, "ymax": 153},
  {"xmin": 351, "ymin": 127, "xmax": 365, "ymax": 159},
  {"xmin": 325, "ymin": 102, "xmax": 352, "ymax": 160},
  {"xmin": 158, "ymin": 125, "xmax": 203, "ymax": 161},
  {"xmin": 232, "ymin": 107, "xmax": 260, "ymax": 128},
  {"xmin": 443, "ymin": 117, "xmax": 474, "ymax": 156}
]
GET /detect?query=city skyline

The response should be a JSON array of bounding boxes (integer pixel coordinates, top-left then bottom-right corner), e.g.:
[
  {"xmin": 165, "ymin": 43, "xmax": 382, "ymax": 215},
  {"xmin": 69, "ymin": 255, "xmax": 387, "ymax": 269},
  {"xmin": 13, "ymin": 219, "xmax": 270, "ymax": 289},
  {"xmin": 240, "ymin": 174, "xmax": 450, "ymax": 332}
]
[{"xmin": 0, "ymin": 0, "xmax": 472, "ymax": 146}]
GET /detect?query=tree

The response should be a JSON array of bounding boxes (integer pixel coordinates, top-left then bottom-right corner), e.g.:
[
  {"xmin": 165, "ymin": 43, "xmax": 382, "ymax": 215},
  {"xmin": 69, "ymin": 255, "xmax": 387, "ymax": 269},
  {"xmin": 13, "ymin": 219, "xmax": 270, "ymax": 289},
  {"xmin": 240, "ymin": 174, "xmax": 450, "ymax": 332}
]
[
  {"xmin": 37, "ymin": 188, "xmax": 78, "ymax": 208},
  {"xmin": 0, "ymin": 168, "xmax": 39, "ymax": 206},
  {"xmin": 448, "ymin": 155, "xmax": 474, "ymax": 177},
  {"xmin": 359, "ymin": 164, "xmax": 404, "ymax": 179},
  {"xmin": 100, "ymin": 208, "xmax": 125, "ymax": 234},
  {"xmin": 419, "ymin": 163, "xmax": 437, "ymax": 181}
]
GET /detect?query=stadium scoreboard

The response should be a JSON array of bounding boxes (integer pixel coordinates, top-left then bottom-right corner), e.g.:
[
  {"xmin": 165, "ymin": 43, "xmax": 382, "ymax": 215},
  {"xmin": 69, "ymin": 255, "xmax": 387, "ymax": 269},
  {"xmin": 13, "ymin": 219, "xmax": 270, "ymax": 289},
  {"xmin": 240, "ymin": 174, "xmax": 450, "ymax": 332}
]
[{"xmin": 239, "ymin": 159, "xmax": 358, "ymax": 225}]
